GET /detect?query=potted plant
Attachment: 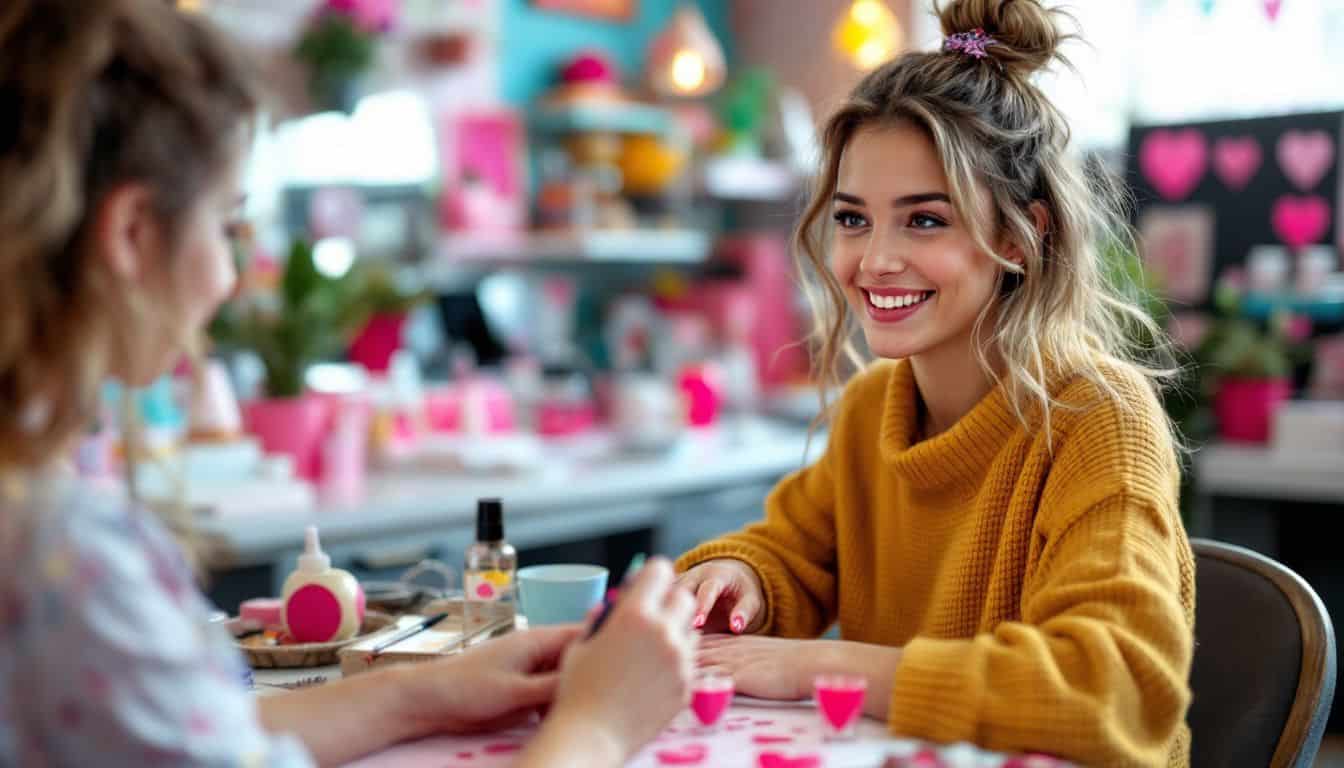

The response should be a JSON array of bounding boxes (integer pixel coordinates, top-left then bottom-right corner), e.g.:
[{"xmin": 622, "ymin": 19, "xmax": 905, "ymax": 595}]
[
  {"xmin": 212, "ymin": 239, "xmax": 372, "ymax": 479},
  {"xmin": 346, "ymin": 266, "xmax": 430, "ymax": 374},
  {"xmin": 1195, "ymin": 312, "xmax": 1307, "ymax": 445},
  {"xmin": 293, "ymin": 0, "xmax": 397, "ymax": 113}
]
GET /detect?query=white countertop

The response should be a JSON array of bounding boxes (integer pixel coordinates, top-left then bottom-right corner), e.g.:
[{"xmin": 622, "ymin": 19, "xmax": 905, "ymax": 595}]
[
  {"xmin": 1193, "ymin": 443, "xmax": 1344, "ymax": 504},
  {"xmin": 198, "ymin": 418, "xmax": 821, "ymax": 566}
]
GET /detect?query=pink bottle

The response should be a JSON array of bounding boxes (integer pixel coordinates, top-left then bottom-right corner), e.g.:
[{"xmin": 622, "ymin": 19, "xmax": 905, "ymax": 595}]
[
  {"xmin": 320, "ymin": 402, "xmax": 368, "ymax": 505},
  {"xmin": 282, "ymin": 527, "xmax": 365, "ymax": 643}
]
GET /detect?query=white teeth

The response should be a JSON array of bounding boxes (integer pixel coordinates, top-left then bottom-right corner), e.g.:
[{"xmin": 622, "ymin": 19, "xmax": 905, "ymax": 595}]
[{"xmin": 867, "ymin": 290, "xmax": 931, "ymax": 310}]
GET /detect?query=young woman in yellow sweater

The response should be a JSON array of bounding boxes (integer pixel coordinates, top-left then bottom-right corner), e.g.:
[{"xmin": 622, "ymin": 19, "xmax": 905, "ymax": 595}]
[{"xmin": 675, "ymin": 1, "xmax": 1196, "ymax": 765}]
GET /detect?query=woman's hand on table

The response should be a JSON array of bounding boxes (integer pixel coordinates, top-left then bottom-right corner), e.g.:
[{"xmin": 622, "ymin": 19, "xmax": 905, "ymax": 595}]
[
  {"xmin": 521, "ymin": 557, "xmax": 698, "ymax": 768},
  {"xmin": 675, "ymin": 557, "xmax": 766, "ymax": 634},
  {"xmin": 697, "ymin": 635, "xmax": 903, "ymax": 720},
  {"xmin": 396, "ymin": 625, "xmax": 581, "ymax": 735}
]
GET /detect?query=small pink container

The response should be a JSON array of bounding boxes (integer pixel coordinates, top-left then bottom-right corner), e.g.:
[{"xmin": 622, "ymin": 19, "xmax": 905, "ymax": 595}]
[
  {"xmin": 690, "ymin": 674, "xmax": 734, "ymax": 730},
  {"xmin": 239, "ymin": 597, "xmax": 284, "ymax": 630},
  {"xmin": 813, "ymin": 674, "xmax": 867, "ymax": 740}
]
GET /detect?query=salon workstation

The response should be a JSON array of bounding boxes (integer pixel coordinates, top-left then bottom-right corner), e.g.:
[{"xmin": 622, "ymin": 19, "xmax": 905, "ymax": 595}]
[{"xmin": 5, "ymin": 0, "xmax": 1344, "ymax": 766}]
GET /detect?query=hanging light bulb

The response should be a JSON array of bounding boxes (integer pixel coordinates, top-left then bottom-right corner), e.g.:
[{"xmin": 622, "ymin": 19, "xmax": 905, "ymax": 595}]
[
  {"xmin": 833, "ymin": 0, "xmax": 903, "ymax": 71},
  {"xmin": 176, "ymin": 0, "xmax": 206, "ymax": 12},
  {"xmin": 646, "ymin": 3, "xmax": 727, "ymax": 98}
]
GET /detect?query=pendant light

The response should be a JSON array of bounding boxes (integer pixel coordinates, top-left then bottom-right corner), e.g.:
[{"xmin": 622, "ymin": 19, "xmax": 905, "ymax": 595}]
[{"xmin": 646, "ymin": 3, "xmax": 727, "ymax": 98}]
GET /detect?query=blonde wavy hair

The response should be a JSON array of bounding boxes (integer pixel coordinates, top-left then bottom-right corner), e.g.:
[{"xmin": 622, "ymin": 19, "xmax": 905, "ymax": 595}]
[
  {"xmin": 797, "ymin": 0, "xmax": 1178, "ymax": 442},
  {"xmin": 0, "ymin": 0, "xmax": 257, "ymax": 470}
]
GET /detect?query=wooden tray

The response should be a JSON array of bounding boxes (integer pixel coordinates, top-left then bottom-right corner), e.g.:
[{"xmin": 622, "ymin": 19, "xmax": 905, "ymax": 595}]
[
  {"xmin": 338, "ymin": 599, "xmax": 518, "ymax": 677},
  {"xmin": 233, "ymin": 612, "xmax": 397, "ymax": 669}
]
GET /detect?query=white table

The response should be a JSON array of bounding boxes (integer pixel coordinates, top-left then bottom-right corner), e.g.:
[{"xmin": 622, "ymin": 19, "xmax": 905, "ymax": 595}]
[{"xmin": 252, "ymin": 669, "xmax": 1053, "ymax": 768}]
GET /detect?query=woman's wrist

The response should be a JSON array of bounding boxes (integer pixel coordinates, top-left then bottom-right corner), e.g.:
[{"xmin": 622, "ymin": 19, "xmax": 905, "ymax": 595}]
[
  {"xmin": 379, "ymin": 662, "xmax": 453, "ymax": 743},
  {"xmin": 811, "ymin": 640, "xmax": 902, "ymax": 720},
  {"xmin": 522, "ymin": 708, "xmax": 628, "ymax": 768}
]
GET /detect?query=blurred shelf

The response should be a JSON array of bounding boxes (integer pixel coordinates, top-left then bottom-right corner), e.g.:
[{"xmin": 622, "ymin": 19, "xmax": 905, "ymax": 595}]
[
  {"xmin": 700, "ymin": 156, "xmax": 801, "ymax": 202},
  {"xmin": 530, "ymin": 102, "xmax": 673, "ymax": 137},
  {"xmin": 1241, "ymin": 291, "xmax": 1344, "ymax": 323},
  {"xmin": 1194, "ymin": 443, "xmax": 1344, "ymax": 504},
  {"xmin": 424, "ymin": 229, "xmax": 711, "ymax": 283}
]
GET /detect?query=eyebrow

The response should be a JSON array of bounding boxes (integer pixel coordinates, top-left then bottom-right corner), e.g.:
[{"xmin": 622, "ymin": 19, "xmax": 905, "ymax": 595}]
[{"xmin": 833, "ymin": 192, "xmax": 951, "ymax": 207}]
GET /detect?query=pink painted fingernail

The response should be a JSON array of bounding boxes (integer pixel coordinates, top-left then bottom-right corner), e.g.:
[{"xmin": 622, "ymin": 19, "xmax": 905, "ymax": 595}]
[
  {"xmin": 731, "ymin": 615, "xmax": 745, "ymax": 633},
  {"xmin": 693, "ymin": 614, "xmax": 706, "ymax": 628}
]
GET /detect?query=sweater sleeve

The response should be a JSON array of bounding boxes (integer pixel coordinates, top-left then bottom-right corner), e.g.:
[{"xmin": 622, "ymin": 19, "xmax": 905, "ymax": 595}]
[
  {"xmin": 674, "ymin": 364, "xmax": 897, "ymax": 638},
  {"xmin": 674, "ymin": 445, "xmax": 838, "ymax": 638},
  {"xmin": 886, "ymin": 393, "xmax": 1195, "ymax": 767}
]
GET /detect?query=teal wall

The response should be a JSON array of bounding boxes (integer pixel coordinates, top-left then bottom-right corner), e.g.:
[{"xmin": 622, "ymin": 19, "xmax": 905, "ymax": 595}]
[{"xmin": 499, "ymin": 0, "xmax": 733, "ymax": 105}]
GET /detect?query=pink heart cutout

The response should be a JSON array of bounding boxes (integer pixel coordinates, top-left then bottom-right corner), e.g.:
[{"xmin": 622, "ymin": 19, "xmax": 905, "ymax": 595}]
[
  {"xmin": 1277, "ymin": 130, "xmax": 1335, "ymax": 191},
  {"xmin": 757, "ymin": 751, "xmax": 823, "ymax": 768},
  {"xmin": 1265, "ymin": 0, "xmax": 1283, "ymax": 21},
  {"xmin": 1213, "ymin": 137, "xmax": 1262, "ymax": 191},
  {"xmin": 752, "ymin": 734, "xmax": 795, "ymax": 745},
  {"xmin": 1271, "ymin": 196, "xmax": 1331, "ymax": 250},
  {"xmin": 655, "ymin": 743, "xmax": 709, "ymax": 765},
  {"xmin": 1140, "ymin": 129, "xmax": 1208, "ymax": 201}
]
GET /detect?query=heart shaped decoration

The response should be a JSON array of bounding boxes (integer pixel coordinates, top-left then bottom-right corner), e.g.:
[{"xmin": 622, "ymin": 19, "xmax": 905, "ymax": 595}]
[
  {"xmin": 1140, "ymin": 129, "xmax": 1209, "ymax": 201},
  {"xmin": 655, "ymin": 743, "xmax": 709, "ymax": 766},
  {"xmin": 1277, "ymin": 130, "xmax": 1335, "ymax": 191},
  {"xmin": 1271, "ymin": 196, "xmax": 1331, "ymax": 250},
  {"xmin": 1213, "ymin": 137, "xmax": 1262, "ymax": 190}
]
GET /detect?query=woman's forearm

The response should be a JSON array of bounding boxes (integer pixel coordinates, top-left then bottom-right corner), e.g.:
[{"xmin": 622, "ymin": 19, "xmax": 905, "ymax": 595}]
[{"xmin": 258, "ymin": 666, "xmax": 426, "ymax": 767}]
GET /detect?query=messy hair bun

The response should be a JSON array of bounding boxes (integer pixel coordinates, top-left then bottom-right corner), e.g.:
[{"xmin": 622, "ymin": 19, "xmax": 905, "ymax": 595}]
[
  {"xmin": 937, "ymin": 0, "xmax": 1074, "ymax": 78},
  {"xmin": 794, "ymin": 0, "xmax": 1181, "ymax": 454}
]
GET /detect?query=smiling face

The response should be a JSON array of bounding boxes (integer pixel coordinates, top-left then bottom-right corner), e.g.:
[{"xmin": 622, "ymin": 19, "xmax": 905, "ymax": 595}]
[{"xmin": 830, "ymin": 121, "xmax": 1009, "ymax": 364}]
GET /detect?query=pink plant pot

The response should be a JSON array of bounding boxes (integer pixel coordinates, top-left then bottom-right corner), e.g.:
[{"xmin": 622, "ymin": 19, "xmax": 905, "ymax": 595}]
[
  {"xmin": 243, "ymin": 395, "xmax": 332, "ymax": 480},
  {"xmin": 1214, "ymin": 377, "xmax": 1291, "ymax": 444},
  {"xmin": 348, "ymin": 313, "xmax": 408, "ymax": 374}
]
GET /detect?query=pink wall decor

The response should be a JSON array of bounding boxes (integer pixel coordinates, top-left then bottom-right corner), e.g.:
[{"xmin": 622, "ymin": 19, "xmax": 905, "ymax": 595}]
[
  {"xmin": 1140, "ymin": 129, "xmax": 1209, "ymax": 202},
  {"xmin": 1213, "ymin": 136, "xmax": 1262, "ymax": 191}
]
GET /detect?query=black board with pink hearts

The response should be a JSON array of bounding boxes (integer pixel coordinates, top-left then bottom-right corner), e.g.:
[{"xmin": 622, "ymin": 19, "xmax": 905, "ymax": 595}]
[{"xmin": 1125, "ymin": 110, "xmax": 1343, "ymax": 311}]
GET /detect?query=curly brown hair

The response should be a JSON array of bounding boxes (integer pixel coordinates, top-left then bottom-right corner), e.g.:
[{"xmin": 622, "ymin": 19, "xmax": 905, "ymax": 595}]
[{"xmin": 0, "ymin": 0, "xmax": 258, "ymax": 467}]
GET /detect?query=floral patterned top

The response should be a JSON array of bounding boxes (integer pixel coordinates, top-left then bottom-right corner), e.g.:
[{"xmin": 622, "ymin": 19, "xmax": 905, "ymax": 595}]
[{"xmin": 0, "ymin": 467, "xmax": 313, "ymax": 767}]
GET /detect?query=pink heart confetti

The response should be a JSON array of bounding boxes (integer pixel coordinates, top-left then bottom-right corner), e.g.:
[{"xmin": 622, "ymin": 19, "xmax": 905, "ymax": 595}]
[
  {"xmin": 758, "ymin": 750, "xmax": 823, "ymax": 768},
  {"xmin": 655, "ymin": 743, "xmax": 710, "ymax": 765},
  {"xmin": 752, "ymin": 734, "xmax": 795, "ymax": 745}
]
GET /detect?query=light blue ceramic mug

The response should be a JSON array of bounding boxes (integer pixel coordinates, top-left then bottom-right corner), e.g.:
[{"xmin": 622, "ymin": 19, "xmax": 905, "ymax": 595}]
[{"xmin": 517, "ymin": 564, "xmax": 609, "ymax": 626}]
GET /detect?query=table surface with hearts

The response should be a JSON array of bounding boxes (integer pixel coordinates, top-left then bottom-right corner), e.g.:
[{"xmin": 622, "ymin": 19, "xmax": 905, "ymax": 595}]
[{"xmin": 342, "ymin": 697, "xmax": 1070, "ymax": 768}]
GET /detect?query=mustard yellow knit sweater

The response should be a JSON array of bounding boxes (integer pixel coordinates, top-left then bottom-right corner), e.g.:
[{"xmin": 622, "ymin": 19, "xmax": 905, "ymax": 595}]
[{"xmin": 678, "ymin": 360, "xmax": 1195, "ymax": 767}]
